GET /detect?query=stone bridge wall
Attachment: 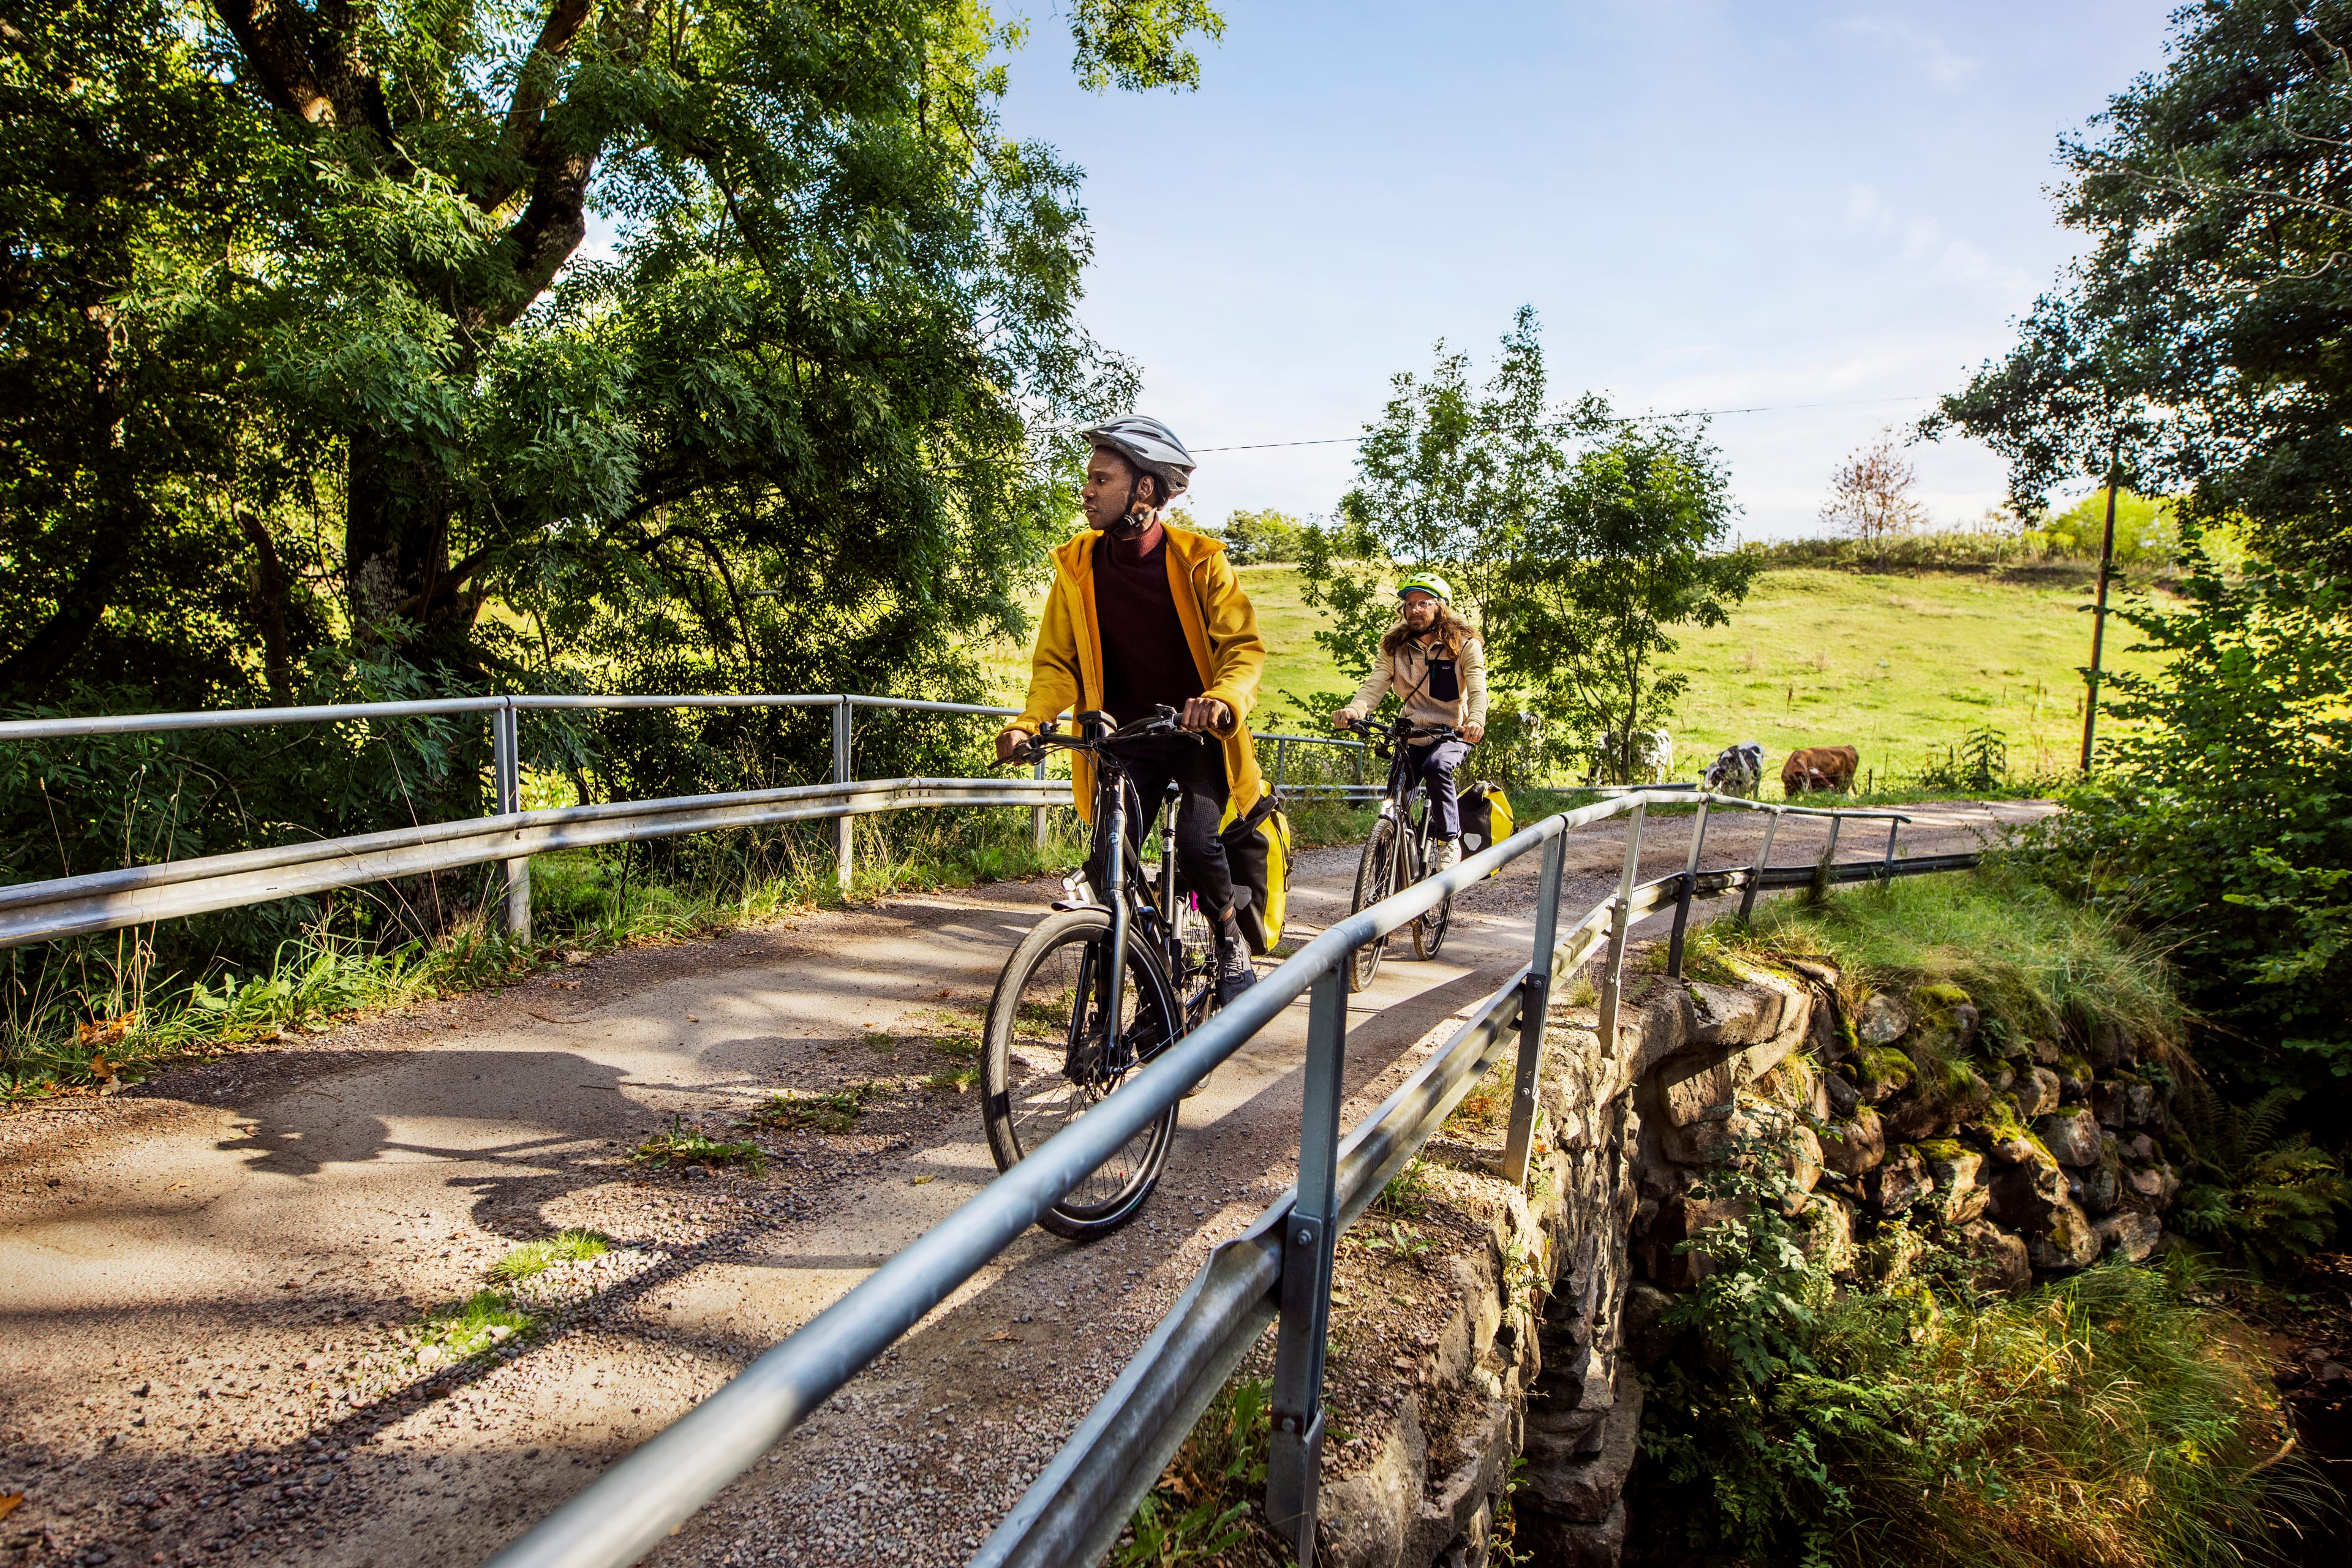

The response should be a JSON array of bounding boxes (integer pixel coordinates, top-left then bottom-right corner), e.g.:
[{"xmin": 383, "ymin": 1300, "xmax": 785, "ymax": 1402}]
[{"xmin": 1316, "ymin": 957, "xmax": 2181, "ymax": 1567}]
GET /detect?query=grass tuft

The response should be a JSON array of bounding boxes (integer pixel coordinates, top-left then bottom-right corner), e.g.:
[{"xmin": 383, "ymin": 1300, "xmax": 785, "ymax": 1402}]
[
  {"xmin": 403, "ymin": 1289, "xmax": 532, "ymax": 1366},
  {"xmin": 488, "ymin": 1229, "xmax": 609, "ymax": 1283}
]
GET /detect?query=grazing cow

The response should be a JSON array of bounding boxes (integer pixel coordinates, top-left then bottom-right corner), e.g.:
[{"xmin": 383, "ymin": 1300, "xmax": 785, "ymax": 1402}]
[
  {"xmin": 1586, "ymin": 728, "xmax": 1673, "ymax": 785},
  {"xmin": 1781, "ymin": 745, "xmax": 1860, "ymax": 797},
  {"xmin": 1703, "ymin": 740, "xmax": 1765, "ymax": 797}
]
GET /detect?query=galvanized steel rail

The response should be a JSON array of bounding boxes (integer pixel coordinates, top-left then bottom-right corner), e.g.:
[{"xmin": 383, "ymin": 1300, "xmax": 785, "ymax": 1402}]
[
  {"xmin": 475, "ymin": 789, "xmax": 1961, "ymax": 1568},
  {"xmin": 0, "ymin": 693, "xmax": 1374, "ymax": 951}
]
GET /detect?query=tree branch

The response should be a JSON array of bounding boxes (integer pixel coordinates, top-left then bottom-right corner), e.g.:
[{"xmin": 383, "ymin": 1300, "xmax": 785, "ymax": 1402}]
[
  {"xmin": 481, "ymin": 0, "xmax": 595, "ymax": 213},
  {"xmin": 209, "ymin": 0, "xmax": 334, "ymax": 124}
]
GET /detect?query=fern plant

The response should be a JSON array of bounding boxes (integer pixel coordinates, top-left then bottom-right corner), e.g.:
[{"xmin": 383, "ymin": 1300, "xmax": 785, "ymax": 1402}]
[{"xmin": 2171, "ymin": 1086, "xmax": 2351, "ymax": 1271}]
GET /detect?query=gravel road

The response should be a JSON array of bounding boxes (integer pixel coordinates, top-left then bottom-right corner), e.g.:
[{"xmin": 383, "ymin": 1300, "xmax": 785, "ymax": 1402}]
[{"xmin": 0, "ymin": 799, "xmax": 2050, "ymax": 1568}]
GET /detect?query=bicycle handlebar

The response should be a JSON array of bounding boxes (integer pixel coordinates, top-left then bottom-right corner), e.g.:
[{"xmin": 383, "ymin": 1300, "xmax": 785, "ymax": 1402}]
[{"xmin": 1006, "ymin": 706, "xmax": 1204, "ymax": 766}]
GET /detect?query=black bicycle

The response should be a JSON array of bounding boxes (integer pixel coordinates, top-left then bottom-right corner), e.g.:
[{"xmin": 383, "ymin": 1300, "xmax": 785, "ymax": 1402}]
[
  {"xmin": 980, "ymin": 707, "xmax": 1224, "ymax": 1240},
  {"xmin": 1339, "ymin": 715, "xmax": 1466, "ymax": 991}
]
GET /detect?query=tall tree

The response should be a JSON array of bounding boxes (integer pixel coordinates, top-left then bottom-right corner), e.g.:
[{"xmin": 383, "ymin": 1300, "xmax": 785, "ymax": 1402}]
[
  {"xmin": 1495, "ymin": 404, "xmax": 1757, "ymax": 783},
  {"xmin": 0, "ymin": 0, "xmax": 1224, "ymax": 704}
]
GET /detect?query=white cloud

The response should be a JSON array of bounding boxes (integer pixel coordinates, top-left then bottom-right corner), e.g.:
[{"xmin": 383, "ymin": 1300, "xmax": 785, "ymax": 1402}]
[{"xmin": 1841, "ymin": 15, "xmax": 1980, "ymax": 86}]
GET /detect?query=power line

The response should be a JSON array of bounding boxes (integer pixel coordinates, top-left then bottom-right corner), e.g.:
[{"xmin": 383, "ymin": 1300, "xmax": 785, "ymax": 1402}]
[{"xmin": 1185, "ymin": 393, "xmax": 1940, "ymax": 454}]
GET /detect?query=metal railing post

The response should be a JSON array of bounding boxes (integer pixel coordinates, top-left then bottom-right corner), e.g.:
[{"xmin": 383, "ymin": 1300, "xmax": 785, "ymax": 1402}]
[
  {"xmin": 831, "ymin": 696, "xmax": 853, "ymax": 894},
  {"xmin": 1594, "ymin": 799, "xmax": 1645, "ymax": 1058},
  {"xmin": 1031, "ymin": 755, "xmax": 1049, "ymax": 851},
  {"xmin": 1500, "ymin": 831, "xmax": 1565, "ymax": 1184},
  {"xmin": 1267, "ymin": 965, "xmax": 1348, "ymax": 1559},
  {"xmin": 1273, "ymin": 737, "xmax": 1289, "ymax": 797},
  {"xmin": 1880, "ymin": 817, "xmax": 1899, "ymax": 886},
  {"xmin": 1665, "ymin": 798, "xmax": 1710, "ymax": 979},
  {"xmin": 1821, "ymin": 812, "xmax": 1842, "ymax": 872},
  {"xmin": 491, "ymin": 700, "xmax": 530, "ymax": 941},
  {"xmin": 1738, "ymin": 807, "xmax": 1781, "ymax": 924}
]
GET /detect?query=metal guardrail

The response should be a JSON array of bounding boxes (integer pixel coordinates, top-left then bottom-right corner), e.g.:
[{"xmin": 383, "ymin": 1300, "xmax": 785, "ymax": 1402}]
[
  {"xmin": 477, "ymin": 789, "xmax": 1956, "ymax": 1568},
  {"xmin": 0, "ymin": 693, "xmax": 1374, "ymax": 951}
]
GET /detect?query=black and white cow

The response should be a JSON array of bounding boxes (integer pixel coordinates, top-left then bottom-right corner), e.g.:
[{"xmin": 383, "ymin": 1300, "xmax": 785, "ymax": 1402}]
[{"xmin": 1702, "ymin": 740, "xmax": 1765, "ymax": 797}]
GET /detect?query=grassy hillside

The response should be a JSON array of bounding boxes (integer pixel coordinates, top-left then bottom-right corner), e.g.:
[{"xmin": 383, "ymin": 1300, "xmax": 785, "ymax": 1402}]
[{"xmin": 979, "ymin": 561, "xmax": 2166, "ymax": 784}]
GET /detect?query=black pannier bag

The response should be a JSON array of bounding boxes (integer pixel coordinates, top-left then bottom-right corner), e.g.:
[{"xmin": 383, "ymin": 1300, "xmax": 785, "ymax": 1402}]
[{"xmin": 1218, "ymin": 791, "xmax": 1292, "ymax": 956}]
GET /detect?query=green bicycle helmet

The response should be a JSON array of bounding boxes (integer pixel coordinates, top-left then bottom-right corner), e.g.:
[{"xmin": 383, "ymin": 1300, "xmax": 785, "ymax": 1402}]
[{"xmin": 1396, "ymin": 573, "xmax": 1453, "ymax": 603}]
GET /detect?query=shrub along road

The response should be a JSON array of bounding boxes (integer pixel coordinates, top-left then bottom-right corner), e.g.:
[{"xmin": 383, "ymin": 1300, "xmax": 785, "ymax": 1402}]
[{"xmin": 0, "ymin": 801, "xmax": 2049, "ymax": 1568}]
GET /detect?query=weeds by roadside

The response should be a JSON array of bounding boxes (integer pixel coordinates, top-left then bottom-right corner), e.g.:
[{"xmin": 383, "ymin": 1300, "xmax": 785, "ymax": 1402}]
[
  {"xmin": 632, "ymin": 1115, "xmax": 767, "ymax": 1174},
  {"xmin": 399, "ymin": 1291, "xmax": 533, "ymax": 1368},
  {"xmin": 746, "ymin": 1083, "xmax": 886, "ymax": 1133},
  {"xmin": 489, "ymin": 1230, "xmax": 609, "ymax": 1283},
  {"xmin": 1113, "ymin": 1377, "xmax": 1275, "ymax": 1568}
]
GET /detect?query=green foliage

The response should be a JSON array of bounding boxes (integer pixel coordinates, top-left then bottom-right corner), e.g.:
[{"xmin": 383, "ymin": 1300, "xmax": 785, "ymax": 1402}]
[
  {"xmin": 633, "ymin": 1114, "xmax": 766, "ymax": 1174},
  {"xmin": 1373, "ymin": 1155, "xmax": 1435, "ymax": 1218},
  {"xmin": 1115, "ymin": 1376, "xmax": 1269, "ymax": 1567},
  {"xmin": 2041, "ymin": 488, "xmax": 2179, "ymax": 568},
  {"xmin": 1497, "ymin": 406, "xmax": 1760, "ymax": 780},
  {"xmin": 406, "ymin": 1290, "xmax": 533, "ymax": 1365},
  {"xmin": 1914, "ymin": 725, "xmax": 2011, "ymax": 794},
  {"xmin": 489, "ymin": 1229, "xmax": 609, "ymax": 1283},
  {"xmin": 2171, "ymin": 1087, "xmax": 2352, "ymax": 1273},
  {"xmin": 1644, "ymin": 1121, "xmax": 2305, "ymax": 1568},
  {"xmin": 1215, "ymin": 508, "xmax": 1305, "ymax": 565},
  {"xmin": 2013, "ymin": 565, "xmax": 2352, "ymax": 1090}
]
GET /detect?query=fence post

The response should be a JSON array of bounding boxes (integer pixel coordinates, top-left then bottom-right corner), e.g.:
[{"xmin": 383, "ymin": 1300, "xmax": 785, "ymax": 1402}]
[
  {"xmin": 1738, "ymin": 808, "xmax": 1781, "ymax": 924},
  {"xmin": 1267, "ymin": 965, "xmax": 1347, "ymax": 1560},
  {"xmin": 1821, "ymin": 812, "xmax": 1842, "ymax": 872},
  {"xmin": 1273, "ymin": 737, "xmax": 1289, "ymax": 798},
  {"xmin": 491, "ymin": 700, "xmax": 530, "ymax": 942},
  {"xmin": 1880, "ymin": 817, "xmax": 1899, "ymax": 886},
  {"xmin": 1501, "ymin": 831, "xmax": 1565, "ymax": 1185},
  {"xmin": 832, "ymin": 696, "xmax": 853, "ymax": 895},
  {"xmin": 1594, "ymin": 799, "xmax": 1645, "ymax": 1058},
  {"xmin": 1665, "ymin": 799, "xmax": 1711, "ymax": 979},
  {"xmin": 1031, "ymin": 754, "xmax": 1049, "ymax": 851}
]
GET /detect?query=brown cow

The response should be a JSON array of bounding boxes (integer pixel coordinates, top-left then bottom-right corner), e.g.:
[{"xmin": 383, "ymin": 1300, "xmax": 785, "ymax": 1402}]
[{"xmin": 1781, "ymin": 745, "xmax": 1860, "ymax": 797}]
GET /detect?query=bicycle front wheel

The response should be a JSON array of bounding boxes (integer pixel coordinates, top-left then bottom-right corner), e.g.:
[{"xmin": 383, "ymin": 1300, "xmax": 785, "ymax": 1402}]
[
  {"xmin": 981, "ymin": 907, "xmax": 1182, "ymax": 1241},
  {"xmin": 1349, "ymin": 816, "xmax": 1400, "ymax": 992}
]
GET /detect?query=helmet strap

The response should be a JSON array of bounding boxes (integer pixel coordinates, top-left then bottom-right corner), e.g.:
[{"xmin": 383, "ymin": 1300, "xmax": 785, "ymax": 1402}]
[{"xmin": 1108, "ymin": 472, "xmax": 1155, "ymax": 539}]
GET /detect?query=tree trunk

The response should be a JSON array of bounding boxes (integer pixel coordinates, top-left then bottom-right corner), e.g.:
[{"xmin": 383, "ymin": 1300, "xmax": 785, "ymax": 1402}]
[
  {"xmin": 344, "ymin": 431, "xmax": 475, "ymax": 666},
  {"xmin": 234, "ymin": 508, "xmax": 294, "ymax": 706}
]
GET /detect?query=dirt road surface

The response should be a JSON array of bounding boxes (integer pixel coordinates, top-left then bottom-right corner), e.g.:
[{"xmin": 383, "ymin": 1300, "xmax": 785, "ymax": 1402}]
[{"xmin": 0, "ymin": 800, "xmax": 2050, "ymax": 1568}]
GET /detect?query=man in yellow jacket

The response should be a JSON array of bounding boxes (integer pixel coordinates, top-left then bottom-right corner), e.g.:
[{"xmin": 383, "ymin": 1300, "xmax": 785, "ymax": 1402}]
[{"xmin": 996, "ymin": 417, "xmax": 1267, "ymax": 1001}]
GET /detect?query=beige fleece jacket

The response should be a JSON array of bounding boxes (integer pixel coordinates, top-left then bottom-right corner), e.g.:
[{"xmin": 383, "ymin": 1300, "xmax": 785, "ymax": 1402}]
[{"xmin": 1341, "ymin": 634, "xmax": 1488, "ymax": 734}]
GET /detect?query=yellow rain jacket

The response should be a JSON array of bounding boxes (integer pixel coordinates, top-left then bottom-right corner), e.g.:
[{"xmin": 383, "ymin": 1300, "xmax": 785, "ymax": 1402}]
[{"xmin": 1008, "ymin": 525, "xmax": 1266, "ymax": 824}]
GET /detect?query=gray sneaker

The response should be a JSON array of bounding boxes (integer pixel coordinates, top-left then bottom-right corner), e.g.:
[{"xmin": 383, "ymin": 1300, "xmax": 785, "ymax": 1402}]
[
  {"xmin": 1215, "ymin": 918, "xmax": 1258, "ymax": 1006},
  {"xmin": 1427, "ymin": 837, "xmax": 1461, "ymax": 876}
]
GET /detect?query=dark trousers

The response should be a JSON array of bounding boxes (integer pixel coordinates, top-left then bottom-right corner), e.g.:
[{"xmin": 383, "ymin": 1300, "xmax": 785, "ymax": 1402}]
[
  {"xmin": 1085, "ymin": 736, "xmax": 1235, "ymax": 916},
  {"xmin": 1407, "ymin": 739, "xmax": 1471, "ymax": 840}
]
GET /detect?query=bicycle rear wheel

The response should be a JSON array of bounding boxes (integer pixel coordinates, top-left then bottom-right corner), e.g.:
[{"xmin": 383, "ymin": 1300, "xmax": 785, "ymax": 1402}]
[
  {"xmin": 1348, "ymin": 816, "xmax": 1400, "ymax": 992},
  {"xmin": 981, "ymin": 907, "xmax": 1181, "ymax": 1241}
]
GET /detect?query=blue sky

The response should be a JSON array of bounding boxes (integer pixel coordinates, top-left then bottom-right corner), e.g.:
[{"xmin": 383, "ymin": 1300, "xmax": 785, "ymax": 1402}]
[{"xmin": 990, "ymin": 2, "xmax": 2177, "ymax": 540}]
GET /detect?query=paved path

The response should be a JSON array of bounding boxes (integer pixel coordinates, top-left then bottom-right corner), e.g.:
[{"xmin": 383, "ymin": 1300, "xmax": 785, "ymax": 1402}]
[{"xmin": 0, "ymin": 799, "xmax": 2051, "ymax": 1568}]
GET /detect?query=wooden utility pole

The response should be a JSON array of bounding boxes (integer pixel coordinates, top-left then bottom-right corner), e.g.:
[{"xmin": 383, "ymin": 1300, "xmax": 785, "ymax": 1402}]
[{"xmin": 2079, "ymin": 446, "xmax": 2122, "ymax": 773}]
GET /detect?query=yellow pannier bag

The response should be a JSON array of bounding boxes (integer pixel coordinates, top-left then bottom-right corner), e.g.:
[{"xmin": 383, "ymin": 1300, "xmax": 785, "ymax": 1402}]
[
  {"xmin": 1457, "ymin": 781, "xmax": 1513, "ymax": 876},
  {"xmin": 1217, "ymin": 793, "xmax": 1292, "ymax": 956}
]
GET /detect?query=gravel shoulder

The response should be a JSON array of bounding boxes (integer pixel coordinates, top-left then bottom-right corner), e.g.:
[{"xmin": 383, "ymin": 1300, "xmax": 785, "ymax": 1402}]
[{"xmin": 0, "ymin": 799, "xmax": 2049, "ymax": 1568}]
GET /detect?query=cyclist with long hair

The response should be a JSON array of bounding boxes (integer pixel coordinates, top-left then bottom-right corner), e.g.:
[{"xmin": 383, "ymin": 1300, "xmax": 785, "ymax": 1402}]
[
  {"xmin": 996, "ymin": 417, "xmax": 1268, "ymax": 1004},
  {"xmin": 1330, "ymin": 575, "xmax": 1488, "ymax": 874}
]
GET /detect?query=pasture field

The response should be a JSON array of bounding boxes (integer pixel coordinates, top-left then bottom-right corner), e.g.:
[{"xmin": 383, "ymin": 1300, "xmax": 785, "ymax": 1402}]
[{"xmin": 978, "ymin": 561, "xmax": 2170, "ymax": 785}]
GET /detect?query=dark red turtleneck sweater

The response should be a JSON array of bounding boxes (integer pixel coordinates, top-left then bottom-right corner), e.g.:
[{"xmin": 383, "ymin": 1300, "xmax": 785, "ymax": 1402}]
[{"xmin": 1091, "ymin": 524, "xmax": 1202, "ymax": 725}]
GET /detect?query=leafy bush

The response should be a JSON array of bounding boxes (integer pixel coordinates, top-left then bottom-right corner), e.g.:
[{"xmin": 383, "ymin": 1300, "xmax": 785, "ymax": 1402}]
[
  {"xmin": 1642, "ymin": 1122, "xmax": 2311, "ymax": 1567},
  {"xmin": 2014, "ymin": 564, "xmax": 2352, "ymax": 1104},
  {"xmin": 1114, "ymin": 1377, "xmax": 1271, "ymax": 1567}
]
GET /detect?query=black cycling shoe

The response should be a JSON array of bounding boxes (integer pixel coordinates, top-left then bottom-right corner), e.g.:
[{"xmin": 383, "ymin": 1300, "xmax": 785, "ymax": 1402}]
[{"xmin": 1215, "ymin": 916, "xmax": 1258, "ymax": 1006}]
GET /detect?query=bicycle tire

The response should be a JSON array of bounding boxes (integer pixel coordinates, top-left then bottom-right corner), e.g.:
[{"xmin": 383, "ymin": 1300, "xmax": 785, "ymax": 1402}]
[
  {"xmin": 1348, "ymin": 816, "xmax": 1400, "ymax": 992},
  {"xmin": 1414, "ymin": 854, "xmax": 1453, "ymax": 962},
  {"xmin": 980, "ymin": 907, "xmax": 1181, "ymax": 1241}
]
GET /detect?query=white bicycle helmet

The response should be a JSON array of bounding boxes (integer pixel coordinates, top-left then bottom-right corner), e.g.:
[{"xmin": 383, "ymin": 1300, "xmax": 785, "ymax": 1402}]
[{"xmin": 1082, "ymin": 415, "xmax": 1195, "ymax": 502}]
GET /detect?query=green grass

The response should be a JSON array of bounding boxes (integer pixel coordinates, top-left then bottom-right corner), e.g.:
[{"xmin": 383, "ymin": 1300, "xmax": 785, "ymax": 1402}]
[
  {"xmin": 987, "ymin": 562, "xmax": 2170, "ymax": 786},
  {"xmin": 1691, "ymin": 865, "xmax": 2182, "ymax": 1054},
  {"xmin": 403, "ymin": 1289, "xmax": 533, "ymax": 1366},
  {"xmin": 488, "ymin": 1229, "xmax": 609, "ymax": 1283}
]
